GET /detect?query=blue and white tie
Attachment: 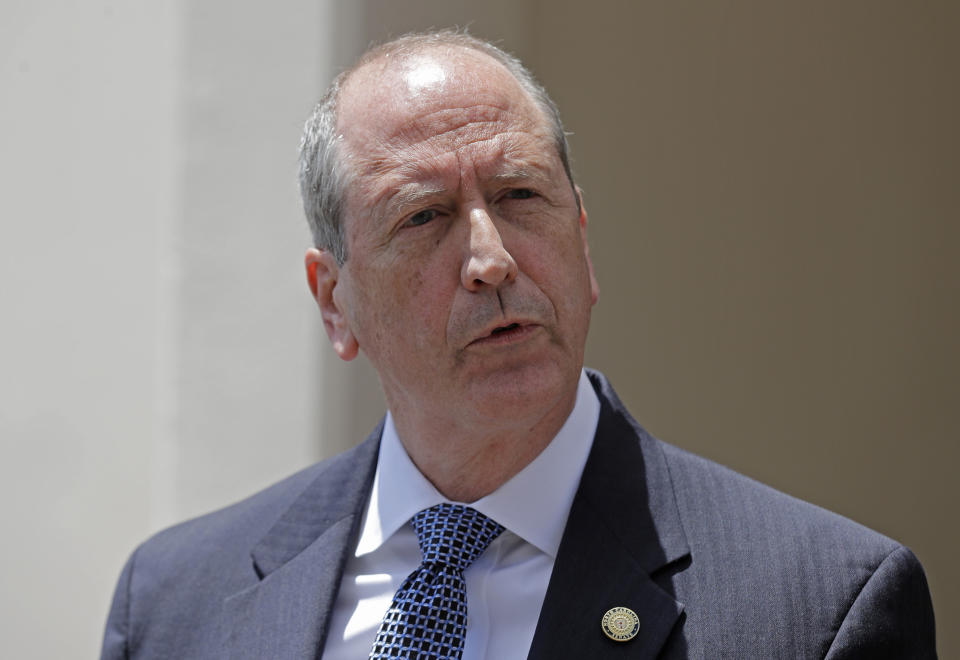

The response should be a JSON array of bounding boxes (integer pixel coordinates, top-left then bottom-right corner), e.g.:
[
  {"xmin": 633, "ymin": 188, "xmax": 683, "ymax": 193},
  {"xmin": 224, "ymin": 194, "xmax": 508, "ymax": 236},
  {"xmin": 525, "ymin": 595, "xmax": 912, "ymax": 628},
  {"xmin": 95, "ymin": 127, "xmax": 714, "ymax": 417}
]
[{"xmin": 369, "ymin": 503, "xmax": 505, "ymax": 659}]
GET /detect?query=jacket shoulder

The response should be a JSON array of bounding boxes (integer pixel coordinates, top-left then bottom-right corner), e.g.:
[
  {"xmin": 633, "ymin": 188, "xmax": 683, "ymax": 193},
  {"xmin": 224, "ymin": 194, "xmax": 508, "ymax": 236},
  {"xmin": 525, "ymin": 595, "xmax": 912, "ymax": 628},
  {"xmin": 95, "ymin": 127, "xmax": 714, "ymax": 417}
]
[
  {"xmin": 101, "ymin": 434, "xmax": 380, "ymax": 659},
  {"xmin": 660, "ymin": 440, "xmax": 900, "ymax": 556},
  {"xmin": 655, "ymin": 439, "xmax": 934, "ymax": 657},
  {"xmin": 140, "ymin": 446, "xmax": 359, "ymax": 563}
]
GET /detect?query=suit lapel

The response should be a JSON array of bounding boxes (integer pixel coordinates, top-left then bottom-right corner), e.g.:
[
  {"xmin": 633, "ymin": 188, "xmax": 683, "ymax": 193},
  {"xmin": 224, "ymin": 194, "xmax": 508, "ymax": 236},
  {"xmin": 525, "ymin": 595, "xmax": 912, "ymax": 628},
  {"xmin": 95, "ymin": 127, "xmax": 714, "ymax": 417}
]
[
  {"xmin": 528, "ymin": 372, "xmax": 690, "ymax": 659},
  {"xmin": 220, "ymin": 425, "xmax": 382, "ymax": 659}
]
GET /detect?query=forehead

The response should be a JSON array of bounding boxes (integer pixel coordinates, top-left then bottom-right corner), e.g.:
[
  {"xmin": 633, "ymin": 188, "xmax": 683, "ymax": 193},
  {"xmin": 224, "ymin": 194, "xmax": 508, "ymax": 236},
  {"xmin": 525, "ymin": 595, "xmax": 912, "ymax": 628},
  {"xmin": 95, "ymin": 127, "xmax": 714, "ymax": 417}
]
[{"xmin": 336, "ymin": 47, "xmax": 552, "ymax": 181}]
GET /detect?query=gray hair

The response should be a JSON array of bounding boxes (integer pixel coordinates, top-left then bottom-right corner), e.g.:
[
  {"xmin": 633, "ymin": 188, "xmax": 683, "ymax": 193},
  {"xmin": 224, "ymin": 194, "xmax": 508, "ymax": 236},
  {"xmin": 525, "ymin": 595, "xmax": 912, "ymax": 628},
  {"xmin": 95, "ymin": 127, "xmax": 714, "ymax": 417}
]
[{"xmin": 298, "ymin": 29, "xmax": 578, "ymax": 265}]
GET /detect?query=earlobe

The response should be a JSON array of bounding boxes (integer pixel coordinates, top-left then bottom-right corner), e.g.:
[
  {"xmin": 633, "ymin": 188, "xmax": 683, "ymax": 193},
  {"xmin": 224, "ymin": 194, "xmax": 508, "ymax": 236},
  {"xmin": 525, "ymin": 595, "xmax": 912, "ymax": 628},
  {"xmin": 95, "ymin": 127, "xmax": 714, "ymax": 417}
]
[{"xmin": 305, "ymin": 248, "xmax": 360, "ymax": 361}]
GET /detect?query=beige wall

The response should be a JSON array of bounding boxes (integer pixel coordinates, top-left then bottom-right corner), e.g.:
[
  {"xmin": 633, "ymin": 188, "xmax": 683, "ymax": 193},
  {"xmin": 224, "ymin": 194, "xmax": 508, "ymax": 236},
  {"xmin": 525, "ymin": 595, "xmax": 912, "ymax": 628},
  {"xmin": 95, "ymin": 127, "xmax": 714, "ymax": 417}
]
[
  {"xmin": 544, "ymin": 5, "xmax": 958, "ymax": 655},
  {"xmin": 1, "ymin": 1, "xmax": 332, "ymax": 657},
  {"xmin": 354, "ymin": 1, "xmax": 958, "ymax": 655}
]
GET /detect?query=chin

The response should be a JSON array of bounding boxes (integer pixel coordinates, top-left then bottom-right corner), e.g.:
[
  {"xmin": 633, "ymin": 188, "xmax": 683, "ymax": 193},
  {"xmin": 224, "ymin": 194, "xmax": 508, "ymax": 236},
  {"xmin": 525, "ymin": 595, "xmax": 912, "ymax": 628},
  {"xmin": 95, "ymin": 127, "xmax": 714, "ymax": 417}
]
[{"xmin": 465, "ymin": 360, "xmax": 577, "ymax": 423}]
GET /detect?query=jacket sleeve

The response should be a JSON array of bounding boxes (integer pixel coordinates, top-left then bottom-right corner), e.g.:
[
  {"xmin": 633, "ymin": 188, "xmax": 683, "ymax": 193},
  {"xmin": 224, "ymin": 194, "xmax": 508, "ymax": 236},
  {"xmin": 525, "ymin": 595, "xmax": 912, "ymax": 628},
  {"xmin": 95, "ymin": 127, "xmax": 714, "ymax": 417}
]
[
  {"xmin": 825, "ymin": 545, "xmax": 937, "ymax": 659},
  {"xmin": 101, "ymin": 549, "xmax": 136, "ymax": 660}
]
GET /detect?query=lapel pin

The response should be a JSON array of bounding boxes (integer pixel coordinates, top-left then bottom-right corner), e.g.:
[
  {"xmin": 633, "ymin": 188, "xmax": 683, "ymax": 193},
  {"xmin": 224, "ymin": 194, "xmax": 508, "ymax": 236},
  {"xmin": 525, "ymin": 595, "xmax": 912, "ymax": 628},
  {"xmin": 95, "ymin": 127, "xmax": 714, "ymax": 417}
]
[{"xmin": 601, "ymin": 606, "xmax": 640, "ymax": 642}]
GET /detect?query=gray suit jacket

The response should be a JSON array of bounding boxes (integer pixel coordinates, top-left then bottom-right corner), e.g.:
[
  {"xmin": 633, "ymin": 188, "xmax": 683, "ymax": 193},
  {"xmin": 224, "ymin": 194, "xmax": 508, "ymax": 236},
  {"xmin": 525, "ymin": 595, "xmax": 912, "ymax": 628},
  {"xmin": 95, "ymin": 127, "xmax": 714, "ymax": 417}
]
[{"xmin": 102, "ymin": 370, "xmax": 936, "ymax": 658}]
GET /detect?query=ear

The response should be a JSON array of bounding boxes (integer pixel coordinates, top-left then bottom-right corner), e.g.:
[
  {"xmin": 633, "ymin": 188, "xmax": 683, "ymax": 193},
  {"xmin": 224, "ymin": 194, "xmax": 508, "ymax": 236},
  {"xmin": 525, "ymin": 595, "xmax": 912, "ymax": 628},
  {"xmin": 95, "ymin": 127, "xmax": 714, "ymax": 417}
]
[
  {"xmin": 305, "ymin": 248, "xmax": 359, "ymax": 361},
  {"xmin": 576, "ymin": 190, "xmax": 600, "ymax": 305}
]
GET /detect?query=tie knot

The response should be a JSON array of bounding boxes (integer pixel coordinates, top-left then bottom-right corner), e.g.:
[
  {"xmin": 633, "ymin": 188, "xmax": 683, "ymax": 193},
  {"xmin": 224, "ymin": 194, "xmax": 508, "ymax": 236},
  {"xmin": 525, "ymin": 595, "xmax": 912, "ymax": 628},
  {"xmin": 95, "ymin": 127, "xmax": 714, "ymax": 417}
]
[{"xmin": 411, "ymin": 503, "xmax": 504, "ymax": 572}]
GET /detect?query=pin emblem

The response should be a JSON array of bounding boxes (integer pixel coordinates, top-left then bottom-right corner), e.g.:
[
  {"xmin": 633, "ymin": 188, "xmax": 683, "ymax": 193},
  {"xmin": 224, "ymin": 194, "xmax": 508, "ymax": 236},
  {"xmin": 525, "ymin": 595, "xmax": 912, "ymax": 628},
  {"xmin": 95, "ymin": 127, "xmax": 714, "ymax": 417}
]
[{"xmin": 601, "ymin": 606, "xmax": 640, "ymax": 642}]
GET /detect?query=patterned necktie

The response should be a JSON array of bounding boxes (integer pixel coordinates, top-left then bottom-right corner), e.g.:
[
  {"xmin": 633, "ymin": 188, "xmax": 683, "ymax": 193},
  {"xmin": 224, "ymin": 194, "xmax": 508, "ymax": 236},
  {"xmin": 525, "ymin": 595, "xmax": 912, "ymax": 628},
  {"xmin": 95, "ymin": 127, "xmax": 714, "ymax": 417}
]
[{"xmin": 369, "ymin": 503, "xmax": 505, "ymax": 659}]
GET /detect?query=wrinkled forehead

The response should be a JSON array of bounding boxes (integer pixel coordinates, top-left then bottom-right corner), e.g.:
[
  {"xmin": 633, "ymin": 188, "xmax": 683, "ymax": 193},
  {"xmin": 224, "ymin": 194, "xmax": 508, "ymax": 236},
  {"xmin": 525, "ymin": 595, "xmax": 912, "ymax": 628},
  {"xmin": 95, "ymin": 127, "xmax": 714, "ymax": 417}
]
[{"xmin": 336, "ymin": 46, "xmax": 549, "ymax": 160}]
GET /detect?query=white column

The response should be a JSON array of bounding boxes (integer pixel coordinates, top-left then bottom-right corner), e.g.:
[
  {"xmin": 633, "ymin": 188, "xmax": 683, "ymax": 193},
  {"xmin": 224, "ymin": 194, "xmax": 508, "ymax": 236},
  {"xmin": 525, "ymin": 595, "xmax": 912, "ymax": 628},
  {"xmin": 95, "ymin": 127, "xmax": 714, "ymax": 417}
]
[{"xmin": 0, "ymin": 1, "xmax": 339, "ymax": 657}]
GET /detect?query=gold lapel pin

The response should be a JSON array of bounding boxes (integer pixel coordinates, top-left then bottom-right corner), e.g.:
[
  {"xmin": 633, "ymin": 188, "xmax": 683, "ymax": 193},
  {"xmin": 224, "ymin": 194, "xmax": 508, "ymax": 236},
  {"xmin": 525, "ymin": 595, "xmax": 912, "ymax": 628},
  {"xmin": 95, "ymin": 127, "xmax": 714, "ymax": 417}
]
[{"xmin": 601, "ymin": 606, "xmax": 640, "ymax": 642}]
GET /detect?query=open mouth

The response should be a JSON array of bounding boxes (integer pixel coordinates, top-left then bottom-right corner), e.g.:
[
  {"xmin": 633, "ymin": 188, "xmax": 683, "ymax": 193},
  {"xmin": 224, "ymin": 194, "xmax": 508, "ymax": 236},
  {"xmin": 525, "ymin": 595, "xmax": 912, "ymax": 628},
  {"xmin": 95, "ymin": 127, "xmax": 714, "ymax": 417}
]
[
  {"xmin": 490, "ymin": 323, "xmax": 520, "ymax": 336},
  {"xmin": 469, "ymin": 322, "xmax": 536, "ymax": 348}
]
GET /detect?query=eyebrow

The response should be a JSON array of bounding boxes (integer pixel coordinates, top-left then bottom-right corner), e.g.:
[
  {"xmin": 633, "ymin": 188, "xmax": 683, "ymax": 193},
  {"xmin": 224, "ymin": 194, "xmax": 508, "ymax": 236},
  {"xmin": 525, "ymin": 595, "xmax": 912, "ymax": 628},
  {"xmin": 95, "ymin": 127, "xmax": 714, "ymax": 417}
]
[
  {"xmin": 380, "ymin": 182, "xmax": 448, "ymax": 220},
  {"xmin": 490, "ymin": 167, "xmax": 553, "ymax": 187},
  {"xmin": 377, "ymin": 162, "xmax": 556, "ymax": 220}
]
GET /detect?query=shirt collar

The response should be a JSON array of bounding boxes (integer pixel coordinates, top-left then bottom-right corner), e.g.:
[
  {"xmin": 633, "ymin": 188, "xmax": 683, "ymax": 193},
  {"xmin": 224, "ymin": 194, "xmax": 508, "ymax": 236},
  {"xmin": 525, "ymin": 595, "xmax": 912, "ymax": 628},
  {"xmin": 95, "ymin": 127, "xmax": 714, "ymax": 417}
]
[{"xmin": 355, "ymin": 370, "xmax": 600, "ymax": 559}]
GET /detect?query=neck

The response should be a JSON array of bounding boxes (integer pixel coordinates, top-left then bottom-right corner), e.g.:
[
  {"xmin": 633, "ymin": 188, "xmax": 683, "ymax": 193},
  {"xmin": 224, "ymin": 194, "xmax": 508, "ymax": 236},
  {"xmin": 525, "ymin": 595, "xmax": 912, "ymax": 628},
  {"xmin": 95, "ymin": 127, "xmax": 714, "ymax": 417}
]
[{"xmin": 388, "ymin": 385, "xmax": 579, "ymax": 502}]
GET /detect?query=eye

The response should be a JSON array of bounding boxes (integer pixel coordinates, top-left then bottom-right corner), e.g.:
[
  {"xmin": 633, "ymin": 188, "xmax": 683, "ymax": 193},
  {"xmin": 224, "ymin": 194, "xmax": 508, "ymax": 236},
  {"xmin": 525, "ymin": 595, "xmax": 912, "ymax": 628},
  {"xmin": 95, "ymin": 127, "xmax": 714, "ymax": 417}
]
[
  {"xmin": 405, "ymin": 208, "xmax": 438, "ymax": 227},
  {"xmin": 504, "ymin": 188, "xmax": 536, "ymax": 200}
]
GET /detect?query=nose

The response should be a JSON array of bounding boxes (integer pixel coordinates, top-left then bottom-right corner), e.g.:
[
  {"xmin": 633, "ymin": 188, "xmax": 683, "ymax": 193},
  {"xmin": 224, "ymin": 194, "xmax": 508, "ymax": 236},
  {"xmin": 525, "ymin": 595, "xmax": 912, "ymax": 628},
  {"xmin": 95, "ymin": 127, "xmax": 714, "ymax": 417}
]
[{"xmin": 460, "ymin": 206, "xmax": 518, "ymax": 291}]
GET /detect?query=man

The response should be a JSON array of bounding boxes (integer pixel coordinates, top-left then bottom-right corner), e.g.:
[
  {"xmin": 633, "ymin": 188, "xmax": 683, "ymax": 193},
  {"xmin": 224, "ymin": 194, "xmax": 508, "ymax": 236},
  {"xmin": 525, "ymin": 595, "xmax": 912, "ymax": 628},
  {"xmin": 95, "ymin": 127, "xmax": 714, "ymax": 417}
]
[{"xmin": 102, "ymin": 31, "xmax": 936, "ymax": 659}]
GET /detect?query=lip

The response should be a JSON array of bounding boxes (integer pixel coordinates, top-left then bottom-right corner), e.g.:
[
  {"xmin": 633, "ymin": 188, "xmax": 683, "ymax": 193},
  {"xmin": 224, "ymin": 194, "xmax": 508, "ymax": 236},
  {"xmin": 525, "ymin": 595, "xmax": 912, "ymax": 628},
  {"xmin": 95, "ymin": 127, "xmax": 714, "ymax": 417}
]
[{"xmin": 467, "ymin": 320, "xmax": 541, "ymax": 348}]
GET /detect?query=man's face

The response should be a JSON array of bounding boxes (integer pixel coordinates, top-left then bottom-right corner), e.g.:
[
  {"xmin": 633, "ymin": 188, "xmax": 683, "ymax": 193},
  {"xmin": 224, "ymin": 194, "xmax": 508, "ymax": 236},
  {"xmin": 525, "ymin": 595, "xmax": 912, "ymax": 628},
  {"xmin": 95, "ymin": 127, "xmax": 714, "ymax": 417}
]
[{"xmin": 311, "ymin": 48, "xmax": 598, "ymax": 432}]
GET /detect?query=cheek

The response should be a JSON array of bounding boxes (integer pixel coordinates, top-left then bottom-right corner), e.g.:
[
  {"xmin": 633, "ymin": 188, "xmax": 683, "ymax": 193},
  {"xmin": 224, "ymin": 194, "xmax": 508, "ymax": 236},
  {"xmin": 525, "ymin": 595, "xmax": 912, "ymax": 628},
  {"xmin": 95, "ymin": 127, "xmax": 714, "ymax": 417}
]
[
  {"xmin": 520, "ymin": 223, "xmax": 588, "ymax": 281},
  {"xmin": 374, "ymin": 264, "xmax": 436, "ymax": 348},
  {"xmin": 518, "ymin": 228, "xmax": 594, "ymax": 317}
]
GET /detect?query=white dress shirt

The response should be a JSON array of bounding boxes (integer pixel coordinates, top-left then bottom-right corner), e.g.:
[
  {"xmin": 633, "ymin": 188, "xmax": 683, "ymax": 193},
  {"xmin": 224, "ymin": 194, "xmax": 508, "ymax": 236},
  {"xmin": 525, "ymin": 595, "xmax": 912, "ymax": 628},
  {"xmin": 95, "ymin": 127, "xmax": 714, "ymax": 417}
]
[{"xmin": 322, "ymin": 370, "xmax": 601, "ymax": 659}]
